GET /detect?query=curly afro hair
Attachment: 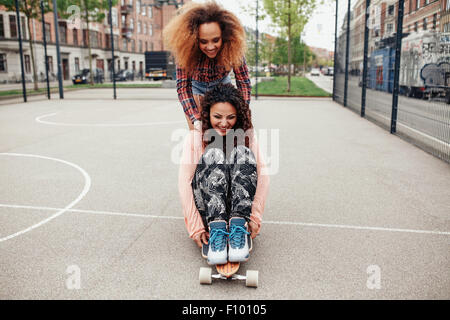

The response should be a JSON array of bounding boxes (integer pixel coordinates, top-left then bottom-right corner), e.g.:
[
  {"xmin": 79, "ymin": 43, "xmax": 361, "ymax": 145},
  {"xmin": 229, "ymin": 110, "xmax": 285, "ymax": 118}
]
[
  {"xmin": 201, "ymin": 83, "xmax": 253, "ymax": 149},
  {"xmin": 163, "ymin": 1, "xmax": 247, "ymax": 75}
]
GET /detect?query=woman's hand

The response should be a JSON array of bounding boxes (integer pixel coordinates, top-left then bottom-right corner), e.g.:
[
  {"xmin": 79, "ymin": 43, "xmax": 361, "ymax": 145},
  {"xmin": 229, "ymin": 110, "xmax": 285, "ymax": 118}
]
[
  {"xmin": 193, "ymin": 230, "xmax": 209, "ymax": 248},
  {"xmin": 248, "ymin": 221, "xmax": 260, "ymax": 239}
]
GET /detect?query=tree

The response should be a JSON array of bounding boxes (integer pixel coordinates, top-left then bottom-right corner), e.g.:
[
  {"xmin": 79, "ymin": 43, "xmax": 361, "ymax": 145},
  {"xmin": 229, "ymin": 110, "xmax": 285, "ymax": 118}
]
[
  {"xmin": 263, "ymin": 0, "xmax": 318, "ymax": 91},
  {"xmin": 57, "ymin": 0, "xmax": 116, "ymax": 84},
  {"xmin": 0, "ymin": 0, "xmax": 51, "ymax": 90}
]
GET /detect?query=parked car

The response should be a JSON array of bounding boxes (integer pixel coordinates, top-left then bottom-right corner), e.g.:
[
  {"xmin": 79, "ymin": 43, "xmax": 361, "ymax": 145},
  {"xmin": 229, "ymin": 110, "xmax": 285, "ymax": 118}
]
[
  {"xmin": 72, "ymin": 68, "xmax": 104, "ymax": 84},
  {"xmin": 310, "ymin": 68, "xmax": 321, "ymax": 76},
  {"xmin": 327, "ymin": 67, "xmax": 334, "ymax": 76},
  {"xmin": 114, "ymin": 69, "xmax": 135, "ymax": 81}
]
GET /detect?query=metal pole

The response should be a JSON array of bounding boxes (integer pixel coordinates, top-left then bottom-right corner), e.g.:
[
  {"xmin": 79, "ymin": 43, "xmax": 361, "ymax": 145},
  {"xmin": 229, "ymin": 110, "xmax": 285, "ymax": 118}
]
[
  {"xmin": 41, "ymin": 0, "xmax": 50, "ymax": 99},
  {"xmin": 52, "ymin": 0, "xmax": 64, "ymax": 99},
  {"xmin": 255, "ymin": 0, "xmax": 259, "ymax": 100},
  {"xmin": 361, "ymin": 0, "xmax": 371, "ymax": 117},
  {"xmin": 332, "ymin": 0, "xmax": 338, "ymax": 101},
  {"xmin": 344, "ymin": 0, "xmax": 350, "ymax": 107},
  {"xmin": 15, "ymin": 0, "xmax": 27, "ymax": 102},
  {"xmin": 391, "ymin": 0, "xmax": 404, "ymax": 134},
  {"xmin": 109, "ymin": 0, "xmax": 117, "ymax": 99}
]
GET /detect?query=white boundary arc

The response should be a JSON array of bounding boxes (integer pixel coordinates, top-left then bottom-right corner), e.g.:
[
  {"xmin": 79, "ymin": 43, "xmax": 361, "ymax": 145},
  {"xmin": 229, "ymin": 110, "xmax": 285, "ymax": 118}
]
[
  {"xmin": 35, "ymin": 112, "xmax": 185, "ymax": 127},
  {"xmin": 0, "ymin": 153, "xmax": 91, "ymax": 242}
]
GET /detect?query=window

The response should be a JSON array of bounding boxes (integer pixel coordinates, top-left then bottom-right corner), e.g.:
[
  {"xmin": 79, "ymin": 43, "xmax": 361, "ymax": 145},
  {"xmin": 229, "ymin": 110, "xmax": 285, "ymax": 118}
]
[
  {"xmin": 433, "ymin": 14, "xmax": 437, "ymax": 30},
  {"xmin": 414, "ymin": 21, "xmax": 418, "ymax": 32},
  {"xmin": 138, "ymin": 21, "xmax": 141, "ymax": 33},
  {"xmin": 447, "ymin": 0, "xmax": 450, "ymax": 11},
  {"xmin": 21, "ymin": 17, "xmax": 27, "ymax": 40},
  {"xmin": 416, "ymin": 0, "xmax": 420, "ymax": 10},
  {"xmin": 143, "ymin": 23, "xmax": 147, "ymax": 34},
  {"xmin": 73, "ymin": 29, "xmax": 78, "ymax": 45},
  {"xmin": 387, "ymin": 23, "xmax": 393, "ymax": 34},
  {"xmin": 0, "ymin": 53, "xmax": 7, "ymax": 72},
  {"xmin": 423, "ymin": 18, "xmax": 427, "ymax": 31},
  {"xmin": 48, "ymin": 56, "xmax": 53, "ymax": 73},
  {"xmin": 139, "ymin": 40, "xmax": 142, "ymax": 52},
  {"xmin": 9, "ymin": 15, "xmax": 17, "ymax": 38},
  {"xmin": 24, "ymin": 55, "xmax": 31, "ymax": 73},
  {"xmin": 59, "ymin": 22, "xmax": 67, "ymax": 43},
  {"xmin": 45, "ymin": 23, "xmax": 51, "ymax": 42},
  {"xmin": 0, "ymin": 15, "xmax": 4, "ymax": 38},
  {"xmin": 388, "ymin": 5, "xmax": 394, "ymax": 16},
  {"xmin": 105, "ymin": 34, "xmax": 110, "ymax": 49},
  {"xmin": 148, "ymin": 6, "xmax": 152, "ymax": 18},
  {"xmin": 137, "ymin": 0, "xmax": 140, "ymax": 14},
  {"xmin": 149, "ymin": 24, "xmax": 153, "ymax": 36},
  {"xmin": 74, "ymin": 57, "xmax": 80, "ymax": 73},
  {"xmin": 131, "ymin": 39, "xmax": 135, "ymax": 52},
  {"xmin": 122, "ymin": 38, "xmax": 127, "ymax": 51}
]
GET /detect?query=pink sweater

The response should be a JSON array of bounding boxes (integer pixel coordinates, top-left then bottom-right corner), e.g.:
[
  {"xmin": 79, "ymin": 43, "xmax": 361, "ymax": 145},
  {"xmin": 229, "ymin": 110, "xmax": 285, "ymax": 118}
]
[{"xmin": 178, "ymin": 129, "xmax": 270, "ymax": 239}]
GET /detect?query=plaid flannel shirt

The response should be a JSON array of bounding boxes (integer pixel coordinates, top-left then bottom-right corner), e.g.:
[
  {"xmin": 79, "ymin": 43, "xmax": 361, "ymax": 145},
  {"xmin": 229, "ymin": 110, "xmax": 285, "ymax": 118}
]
[{"xmin": 176, "ymin": 56, "xmax": 252, "ymax": 124}]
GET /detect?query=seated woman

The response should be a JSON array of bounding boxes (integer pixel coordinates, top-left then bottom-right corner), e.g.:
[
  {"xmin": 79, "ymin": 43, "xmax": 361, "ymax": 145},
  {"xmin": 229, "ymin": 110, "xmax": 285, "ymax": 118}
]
[{"xmin": 178, "ymin": 83, "xmax": 270, "ymax": 265}]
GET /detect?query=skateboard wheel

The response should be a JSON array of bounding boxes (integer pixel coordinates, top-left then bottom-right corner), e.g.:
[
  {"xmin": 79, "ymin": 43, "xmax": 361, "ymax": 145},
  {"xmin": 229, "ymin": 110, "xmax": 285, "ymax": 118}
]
[
  {"xmin": 199, "ymin": 267, "xmax": 212, "ymax": 285},
  {"xmin": 246, "ymin": 270, "xmax": 258, "ymax": 288}
]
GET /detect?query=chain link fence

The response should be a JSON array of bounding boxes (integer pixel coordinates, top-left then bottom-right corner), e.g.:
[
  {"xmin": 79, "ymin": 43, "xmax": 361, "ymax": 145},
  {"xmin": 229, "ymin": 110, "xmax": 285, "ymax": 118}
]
[{"xmin": 333, "ymin": 0, "xmax": 450, "ymax": 164}]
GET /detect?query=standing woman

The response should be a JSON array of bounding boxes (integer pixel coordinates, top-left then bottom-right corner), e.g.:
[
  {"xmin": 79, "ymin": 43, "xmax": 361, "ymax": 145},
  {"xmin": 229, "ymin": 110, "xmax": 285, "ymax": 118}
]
[{"xmin": 163, "ymin": 1, "xmax": 252, "ymax": 130}]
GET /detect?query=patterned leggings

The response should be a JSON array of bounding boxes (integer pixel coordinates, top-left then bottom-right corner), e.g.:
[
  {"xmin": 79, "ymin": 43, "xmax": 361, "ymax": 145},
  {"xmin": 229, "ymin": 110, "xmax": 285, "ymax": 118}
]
[{"xmin": 191, "ymin": 145, "xmax": 258, "ymax": 227}]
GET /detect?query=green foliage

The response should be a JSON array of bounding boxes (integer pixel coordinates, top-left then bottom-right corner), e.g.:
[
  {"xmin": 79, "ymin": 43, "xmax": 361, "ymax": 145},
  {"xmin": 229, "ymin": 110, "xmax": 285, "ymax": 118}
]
[
  {"xmin": 56, "ymin": 0, "xmax": 117, "ymax": 23},
  {"xmin": 0, "ymin": 0, "xmax": 51, "ymax": 18},
  {"xmin": 263, "ymin": 0, "xmax": 318, "ymax": 39}
]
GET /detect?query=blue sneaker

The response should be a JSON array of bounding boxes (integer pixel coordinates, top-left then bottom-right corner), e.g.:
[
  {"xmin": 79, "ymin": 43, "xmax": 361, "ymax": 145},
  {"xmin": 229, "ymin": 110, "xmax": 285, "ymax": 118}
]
[
  {"xmin": 228, "ymin": 217, "xmax": 251, "ymax": 262},
  {"xmin": 207, "ymin": 220, "xmax": 229, "ymax": 265}
]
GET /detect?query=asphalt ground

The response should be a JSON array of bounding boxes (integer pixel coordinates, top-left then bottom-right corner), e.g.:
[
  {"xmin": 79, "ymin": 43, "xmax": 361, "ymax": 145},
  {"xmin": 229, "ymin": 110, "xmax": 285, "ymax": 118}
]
[{"xmin": 0, "ymin": 88, "xmax": 449, "ymax": 299}]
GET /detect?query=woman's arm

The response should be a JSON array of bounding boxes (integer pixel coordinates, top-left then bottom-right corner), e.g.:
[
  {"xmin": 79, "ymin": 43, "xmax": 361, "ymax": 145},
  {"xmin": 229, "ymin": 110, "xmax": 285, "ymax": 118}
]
[
  {"xmin": 249, "ymin": 136, "xmax": 270, "ymax": 235},
  {"xmin": 233, "ymin": 57, "xmax": 252, "ymax": 106},
  {"xmin": 176, "ymin": 66, "xmax": 200, "ymax": 125},
  {"xmin": 178, "ymin": 131, "xmax": 206, "ymax": 239}
]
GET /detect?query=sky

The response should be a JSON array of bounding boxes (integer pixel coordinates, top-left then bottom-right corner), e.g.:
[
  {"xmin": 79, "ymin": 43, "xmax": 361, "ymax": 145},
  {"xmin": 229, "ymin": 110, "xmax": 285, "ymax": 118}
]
[{"xmin": 195, "ymin": 0, "xmax": 336, "ymax": 52}]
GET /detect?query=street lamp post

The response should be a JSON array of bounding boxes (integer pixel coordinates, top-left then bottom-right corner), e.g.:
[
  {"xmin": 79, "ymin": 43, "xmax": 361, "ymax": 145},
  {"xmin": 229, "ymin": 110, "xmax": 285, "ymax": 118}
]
[
  {"xmin": 255, "ymin": 0, "xmax": 259, "ymax": 100},
  {"xmin": 52, "ymin": 0, "xmax": 64, "ymax": 99},
  {"xmin": 109, "ymin": 0, "xmax": 117, "ymax": 99},
  {"xmin": 40, "ymin": 0, "xmax": 50, "ymax": 99},
  {"xmin": 15, "ymin": 0, "xmax": 27, "ymax": 102}
]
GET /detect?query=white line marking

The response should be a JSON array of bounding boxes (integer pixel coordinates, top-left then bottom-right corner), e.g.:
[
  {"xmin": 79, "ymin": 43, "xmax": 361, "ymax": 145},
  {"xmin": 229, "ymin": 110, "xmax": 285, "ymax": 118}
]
[
  {"xmin": 35, "ymin": 112, "xmax": 185, "ymax": 127},
  {"xmin": 0, "ymin": 153, "xmax": 91, "ymax": 242},
  {"xmin": 0, "ymin": 204, "xmax": 449, "ymax": 236}
]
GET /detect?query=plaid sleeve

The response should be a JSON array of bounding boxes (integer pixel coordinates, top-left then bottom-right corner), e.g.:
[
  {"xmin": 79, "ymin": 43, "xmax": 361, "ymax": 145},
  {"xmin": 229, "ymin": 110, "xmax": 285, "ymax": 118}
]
[
  {"xmin": 176, "ymin": 66, "xmax": 199, "ymax": 124},
  {"xmin": 233, "ymin": 57, "xmax": 252, "ymax": 106}
]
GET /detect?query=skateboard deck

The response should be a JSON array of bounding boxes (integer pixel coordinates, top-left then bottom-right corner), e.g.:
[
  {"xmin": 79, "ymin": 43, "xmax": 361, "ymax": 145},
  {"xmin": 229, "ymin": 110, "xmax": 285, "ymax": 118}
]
[{"xmin": 199, "ymin": 237, "xmax": 258, "ymax": 287}]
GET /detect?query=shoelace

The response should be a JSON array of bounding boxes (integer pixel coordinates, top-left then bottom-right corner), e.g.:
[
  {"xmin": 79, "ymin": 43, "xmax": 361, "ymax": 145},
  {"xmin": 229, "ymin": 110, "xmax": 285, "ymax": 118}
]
[
  {"xmin": 229, "ymin": 225, "xmax": 250, "ymax": 249},
  {"xmin": 209, "ymin": 228, "xmax": 229, "ymax": 252}
]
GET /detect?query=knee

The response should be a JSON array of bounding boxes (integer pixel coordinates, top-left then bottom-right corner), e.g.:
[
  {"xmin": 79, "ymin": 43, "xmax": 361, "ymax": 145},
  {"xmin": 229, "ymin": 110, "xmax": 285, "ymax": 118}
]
[
  {"xmin": 229, "ymin": 145, "xmax": 256, "ymax": 165},
  {"xmin": 202, "ymin": 147, "xmax": 226, "ymax": 165}
]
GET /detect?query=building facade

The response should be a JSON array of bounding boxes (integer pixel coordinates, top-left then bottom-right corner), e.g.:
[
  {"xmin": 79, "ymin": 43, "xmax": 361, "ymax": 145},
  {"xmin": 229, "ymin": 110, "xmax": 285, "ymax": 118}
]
[{"xmin": 0, "ymin": 0, "xmax": 185, "ymax": 84}]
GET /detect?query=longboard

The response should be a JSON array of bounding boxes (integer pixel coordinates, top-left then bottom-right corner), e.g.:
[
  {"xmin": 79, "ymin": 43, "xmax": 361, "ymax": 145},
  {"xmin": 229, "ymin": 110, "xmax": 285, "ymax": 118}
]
[{"xmin": 199, "ymin": 239, "xmax": 258, "ymax": 287}]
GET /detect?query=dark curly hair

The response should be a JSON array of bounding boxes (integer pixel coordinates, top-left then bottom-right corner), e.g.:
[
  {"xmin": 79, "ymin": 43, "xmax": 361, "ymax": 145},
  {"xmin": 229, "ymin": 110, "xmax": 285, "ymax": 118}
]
[{"xmin": 201, "ymin": 83, "xmax": 253, "ymax": 149}]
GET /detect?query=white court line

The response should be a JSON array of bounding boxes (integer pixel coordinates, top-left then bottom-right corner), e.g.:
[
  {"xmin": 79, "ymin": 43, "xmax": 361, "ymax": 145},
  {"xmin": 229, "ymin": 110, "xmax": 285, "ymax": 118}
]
[
  {"xmin": 0, "ymin": 204, "xmax": 449, "ymax": 236},
  {"xmin": 35, "ymin": 112, "xmax": 185, "ymax": 127},
  {"xmin": 0, "ymin": 154, "xmax": 91, "ymax": 242}
]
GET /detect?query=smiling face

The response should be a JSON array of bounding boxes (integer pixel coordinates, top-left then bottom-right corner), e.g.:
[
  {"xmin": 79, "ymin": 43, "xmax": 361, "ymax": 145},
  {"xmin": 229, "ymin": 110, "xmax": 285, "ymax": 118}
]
[
  {"xmin": 210, "ymin": 102, "xmax": 237, "ymax": 136},
  {"xmin": 198, "ymin": 22, "xmax": 223, "ymax": 59}
]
